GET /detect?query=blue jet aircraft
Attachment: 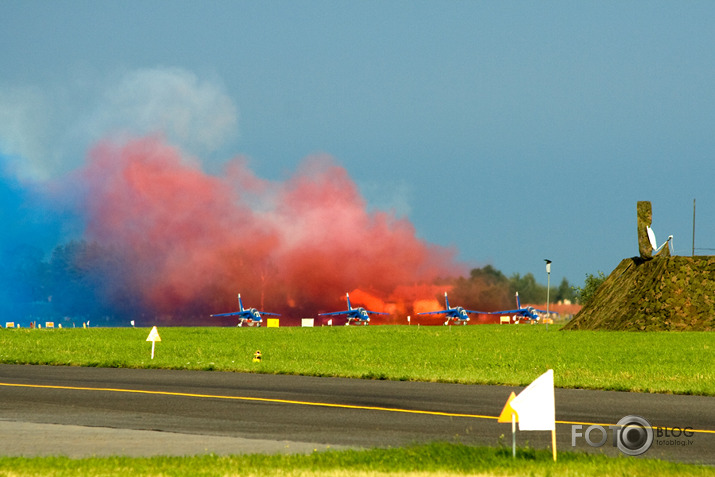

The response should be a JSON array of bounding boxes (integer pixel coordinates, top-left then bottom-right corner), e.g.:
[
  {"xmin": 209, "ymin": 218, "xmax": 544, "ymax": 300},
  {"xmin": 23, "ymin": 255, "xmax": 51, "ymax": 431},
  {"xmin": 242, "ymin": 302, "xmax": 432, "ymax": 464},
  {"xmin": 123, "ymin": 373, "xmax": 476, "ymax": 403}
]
[
  {"xmin": 318, "ymin": 293, "xmax": 389, "ymax": 325},
  {"xmin": 210, "ymin": 293, "xmax": 280, "ymax": 327},
  {"xmin": 483, "ymin": 292, "xmax": 556, "ymax": 323},
  {"xmin": 417, "ymin": 292, "xmax": 482, "ymax": 325}
]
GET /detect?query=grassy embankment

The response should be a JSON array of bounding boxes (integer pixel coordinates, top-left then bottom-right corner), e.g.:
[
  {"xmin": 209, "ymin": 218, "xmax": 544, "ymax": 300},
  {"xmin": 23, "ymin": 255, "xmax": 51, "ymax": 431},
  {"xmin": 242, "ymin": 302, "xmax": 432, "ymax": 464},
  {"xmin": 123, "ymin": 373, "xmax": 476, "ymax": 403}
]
[{"xmin": 0, "ymin": 325, "xmax": 712, "ymax": 394}]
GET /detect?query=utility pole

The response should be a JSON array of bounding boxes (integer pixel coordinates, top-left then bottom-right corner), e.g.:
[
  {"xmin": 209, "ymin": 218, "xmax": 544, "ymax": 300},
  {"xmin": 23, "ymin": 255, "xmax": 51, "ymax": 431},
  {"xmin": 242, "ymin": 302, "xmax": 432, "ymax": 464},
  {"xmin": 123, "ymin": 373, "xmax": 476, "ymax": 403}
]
[{"xmin": 544, "ymin": 259, "xmax": 552, "ymax": 329}]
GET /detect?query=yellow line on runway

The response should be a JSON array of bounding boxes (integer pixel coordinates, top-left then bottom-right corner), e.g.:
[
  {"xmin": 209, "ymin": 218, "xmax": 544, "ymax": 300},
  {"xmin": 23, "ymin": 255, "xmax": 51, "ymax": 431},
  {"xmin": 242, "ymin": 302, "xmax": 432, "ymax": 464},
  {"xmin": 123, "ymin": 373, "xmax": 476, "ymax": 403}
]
[
  {"xmin": 0, "ymin": 382, "xmax": 493, "ymax": 419},
  {"xmin": 555, "ymin": 419, "xmax": 715, "ymax": 435},
  {"xmin": 1, "ymin": 382, "xmax": 713, "ymax": 435}
]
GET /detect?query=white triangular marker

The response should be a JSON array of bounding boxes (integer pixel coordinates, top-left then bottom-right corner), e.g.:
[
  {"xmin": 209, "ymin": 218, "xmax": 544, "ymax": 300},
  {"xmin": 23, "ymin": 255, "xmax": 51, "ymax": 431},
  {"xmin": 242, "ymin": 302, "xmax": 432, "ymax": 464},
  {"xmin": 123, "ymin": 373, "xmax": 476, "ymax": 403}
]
[
  {"xmin": 146, "ymin": 326, "xmax": 161, "ymax": 342},
  {"xmin": 510, "ymin": 369, "xmax": 555, "ymax": 431},
  {"xmin": 509, "ymin": 369, "xmax": 557, "ymax": 461},
  {"xmin": 146, "ymin": 326, "xmax": 161, "ymax": 359}
]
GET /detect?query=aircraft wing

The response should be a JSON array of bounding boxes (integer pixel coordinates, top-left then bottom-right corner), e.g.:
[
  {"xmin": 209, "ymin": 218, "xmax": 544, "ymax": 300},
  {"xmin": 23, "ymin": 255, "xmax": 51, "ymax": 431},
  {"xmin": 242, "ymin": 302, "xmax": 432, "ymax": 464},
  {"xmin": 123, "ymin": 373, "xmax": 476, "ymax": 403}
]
[
  {"xmin": 416, "ymin": 310, "xmax": 449, "ymax": 315},
  {"xmin": 482, "ymin": 308, "xmax": 558, "ymax": 316},
  {"xmin": 211, "ymin": 311, "xmax": 246, "ymax": 318},
  {"xmin": 318, "ymin": 311, "xmax": 351, "ymax": 316},
  {"xmin": 482, "ymin": 309, "xmax": 523, "ymax": 315},
  {"xmin": 365, "ymin": 310, "xmax": 389, "ymax": 315},
  {"xmin": 259, "ymin": 312, "xmax": 281, "ymax": 316}
]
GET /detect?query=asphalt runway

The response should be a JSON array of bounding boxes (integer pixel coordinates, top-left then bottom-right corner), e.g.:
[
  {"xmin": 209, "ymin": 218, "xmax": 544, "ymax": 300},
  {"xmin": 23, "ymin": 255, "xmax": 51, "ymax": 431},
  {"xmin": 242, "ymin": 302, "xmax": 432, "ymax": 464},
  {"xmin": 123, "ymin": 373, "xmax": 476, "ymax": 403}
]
[{"xmin": 0, "ymin": 364, "xmax": 712, "ymax": 464}]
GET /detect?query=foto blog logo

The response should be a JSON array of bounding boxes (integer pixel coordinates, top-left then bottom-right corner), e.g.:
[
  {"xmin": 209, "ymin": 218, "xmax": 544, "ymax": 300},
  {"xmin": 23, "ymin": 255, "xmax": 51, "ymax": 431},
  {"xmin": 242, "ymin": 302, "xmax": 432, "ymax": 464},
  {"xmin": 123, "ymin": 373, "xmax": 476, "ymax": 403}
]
[{"xmin": 572, "ymin": 415, "xmax": 654, "ymax": 456}]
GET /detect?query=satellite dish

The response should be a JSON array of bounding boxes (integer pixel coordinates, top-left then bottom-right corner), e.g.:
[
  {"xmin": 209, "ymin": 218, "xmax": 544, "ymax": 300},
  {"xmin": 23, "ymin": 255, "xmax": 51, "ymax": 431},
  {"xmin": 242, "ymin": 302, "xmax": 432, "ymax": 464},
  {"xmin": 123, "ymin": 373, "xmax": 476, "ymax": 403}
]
[
  {"xmin": 647, "ymin": 226, "xmax": 657, "ymax": 250},
  {"xmin": 648, "ymin": 226, "xmax": 674, "ymax": 253}
]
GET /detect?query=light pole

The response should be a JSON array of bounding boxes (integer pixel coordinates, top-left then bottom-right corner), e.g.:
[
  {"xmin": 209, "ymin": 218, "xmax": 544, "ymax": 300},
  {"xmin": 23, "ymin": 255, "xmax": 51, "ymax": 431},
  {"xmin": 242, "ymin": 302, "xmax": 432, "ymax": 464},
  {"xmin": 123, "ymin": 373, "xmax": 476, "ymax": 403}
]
[{"xmin": 544, "ymin": 259, "xmax": 552, "ymax": 327}]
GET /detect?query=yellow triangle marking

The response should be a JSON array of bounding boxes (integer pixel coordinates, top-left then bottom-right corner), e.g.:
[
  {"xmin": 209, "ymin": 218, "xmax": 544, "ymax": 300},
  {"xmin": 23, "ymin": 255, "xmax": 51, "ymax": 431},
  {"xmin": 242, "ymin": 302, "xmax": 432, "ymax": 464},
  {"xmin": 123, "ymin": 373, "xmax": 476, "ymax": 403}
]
[{"xmin": 497, "ymin": 391, "xmax": 518, "ymax": 423}]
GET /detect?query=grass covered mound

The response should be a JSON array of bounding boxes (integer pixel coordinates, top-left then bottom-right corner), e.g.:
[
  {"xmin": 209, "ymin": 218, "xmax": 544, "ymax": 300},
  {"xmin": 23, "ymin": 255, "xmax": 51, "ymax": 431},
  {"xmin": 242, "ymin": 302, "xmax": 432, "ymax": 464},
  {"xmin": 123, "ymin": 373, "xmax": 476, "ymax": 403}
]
[{"xmin": 564, "ymin": 256, "xmax": 715, "ymax": 331}]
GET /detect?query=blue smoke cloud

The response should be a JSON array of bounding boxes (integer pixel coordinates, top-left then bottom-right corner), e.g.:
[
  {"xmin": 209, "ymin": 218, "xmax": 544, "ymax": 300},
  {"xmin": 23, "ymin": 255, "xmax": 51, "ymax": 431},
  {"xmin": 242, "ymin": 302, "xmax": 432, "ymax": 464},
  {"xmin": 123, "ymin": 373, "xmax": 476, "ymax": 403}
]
[{"xmin": 0, "ymin": 152, "xmax": 89, "ymax": 326}]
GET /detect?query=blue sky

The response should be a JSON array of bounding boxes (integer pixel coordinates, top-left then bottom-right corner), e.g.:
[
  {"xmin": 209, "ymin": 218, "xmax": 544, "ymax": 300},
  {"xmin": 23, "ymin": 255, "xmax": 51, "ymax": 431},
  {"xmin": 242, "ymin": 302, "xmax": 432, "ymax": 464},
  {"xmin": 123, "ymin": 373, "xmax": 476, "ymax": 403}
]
[{"xmin": 1, "ymin": 1, "xmax": 714, "ymax": 287}]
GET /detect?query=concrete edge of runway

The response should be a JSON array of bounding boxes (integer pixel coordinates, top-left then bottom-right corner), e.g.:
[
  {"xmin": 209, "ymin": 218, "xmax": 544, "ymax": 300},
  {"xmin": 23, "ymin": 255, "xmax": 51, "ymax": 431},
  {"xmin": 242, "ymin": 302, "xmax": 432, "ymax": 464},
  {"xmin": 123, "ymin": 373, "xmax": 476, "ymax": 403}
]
[{"xmin": 0, "ymin": 420, "xmax": 353, "ymax": 458}]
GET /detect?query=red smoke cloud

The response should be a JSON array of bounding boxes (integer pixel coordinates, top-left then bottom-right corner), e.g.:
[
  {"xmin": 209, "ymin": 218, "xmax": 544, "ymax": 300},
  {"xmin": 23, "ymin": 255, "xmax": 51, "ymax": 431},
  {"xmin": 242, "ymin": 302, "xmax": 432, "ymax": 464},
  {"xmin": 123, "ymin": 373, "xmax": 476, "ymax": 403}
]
[{"xmin": 78, "ymin": 136, "xmax": 465, "ymax": 322}]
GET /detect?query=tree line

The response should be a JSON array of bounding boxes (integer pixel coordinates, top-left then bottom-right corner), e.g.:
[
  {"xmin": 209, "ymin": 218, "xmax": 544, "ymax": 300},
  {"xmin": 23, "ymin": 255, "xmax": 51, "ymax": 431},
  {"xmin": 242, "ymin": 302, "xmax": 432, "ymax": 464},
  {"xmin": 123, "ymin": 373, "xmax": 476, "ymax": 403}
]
[
  {"xmin": 0, "ymin": 241, "xmax": 143, "ymax": 324},
  {"xmin": 2, "ymin": 240, "xmax": 585, "ymax": 324},
  {"xmin": 442, "ymin": 264, "xmax": 578, "ymax": 312}
]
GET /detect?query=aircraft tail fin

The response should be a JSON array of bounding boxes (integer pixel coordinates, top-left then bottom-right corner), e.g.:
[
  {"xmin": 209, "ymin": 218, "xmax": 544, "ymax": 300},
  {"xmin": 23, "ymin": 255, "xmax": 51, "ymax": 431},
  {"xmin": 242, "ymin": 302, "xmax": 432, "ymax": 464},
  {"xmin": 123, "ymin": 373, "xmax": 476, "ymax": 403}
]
[
  {"xmin": 515, "ymin": 292, "xmax": 521, "ymax": 309},
  {"xmin": 444, "ymin": 292, "xmax": 450, "ymax": 309},
  {"xmin": 346, "ymin": 292, "xmax": 352, "ymax": 310},
  {"xmin": 238, "ymin": 293, "xmax": 245, "ymax": 312}
]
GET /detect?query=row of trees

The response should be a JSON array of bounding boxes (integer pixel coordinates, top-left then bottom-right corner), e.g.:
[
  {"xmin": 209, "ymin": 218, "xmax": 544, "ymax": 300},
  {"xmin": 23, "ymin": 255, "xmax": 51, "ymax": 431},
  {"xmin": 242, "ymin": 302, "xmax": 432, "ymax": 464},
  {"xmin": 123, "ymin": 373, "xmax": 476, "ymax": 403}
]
[
  {"xmin": 2, "ymin": 240, "xmax": 589, "ymax": 324},
  {"xmin": 443, "ymin": 264, "xmax": 578, "ymax": 312},
  {"xmin": 0, "ymin": 241, "xmax": 143, "ymax": 324}
]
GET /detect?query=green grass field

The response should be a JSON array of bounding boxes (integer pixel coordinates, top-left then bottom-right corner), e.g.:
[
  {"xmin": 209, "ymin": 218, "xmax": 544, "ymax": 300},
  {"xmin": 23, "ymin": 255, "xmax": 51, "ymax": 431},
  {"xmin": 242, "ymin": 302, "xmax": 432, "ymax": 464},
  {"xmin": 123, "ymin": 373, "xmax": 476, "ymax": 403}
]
[
  {"xmin": 0, "ymin": 442, "xmax": 713, "ymax": 477},
  {"xmin": 1, "ymin": 325, "xmax": 713, "ymax": 476},
  {"xmin": 0, "ymin": 325, "xmax": 712, "ymax": 395}
]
